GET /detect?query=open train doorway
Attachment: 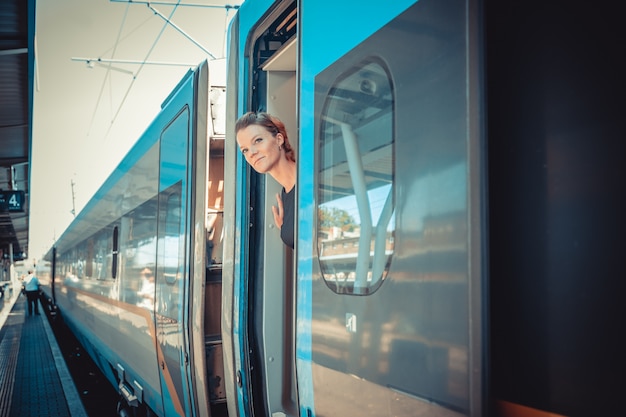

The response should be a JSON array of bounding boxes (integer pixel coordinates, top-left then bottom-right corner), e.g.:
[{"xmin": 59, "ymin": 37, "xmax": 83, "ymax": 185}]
[{"xmin": 238, "ymin": 1, "xmax": 299, "ymax": 415}]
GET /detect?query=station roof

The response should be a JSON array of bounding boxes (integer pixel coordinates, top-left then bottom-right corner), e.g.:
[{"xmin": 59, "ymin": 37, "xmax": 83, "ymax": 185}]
[{"xmin": 0, "ymin": 0, "xmax": 34, "ymax": 260}]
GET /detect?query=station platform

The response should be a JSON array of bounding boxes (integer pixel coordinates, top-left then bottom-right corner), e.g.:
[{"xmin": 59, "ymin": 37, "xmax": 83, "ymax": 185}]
[{"xmin": 0, "ymin": 282, "xmax": 88, "ymax": 417}]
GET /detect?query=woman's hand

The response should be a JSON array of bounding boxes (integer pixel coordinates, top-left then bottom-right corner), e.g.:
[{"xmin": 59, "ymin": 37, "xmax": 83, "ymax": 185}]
[{"xmin": 272, "ymin": 192, "xmax": 284, "ymax": 229}]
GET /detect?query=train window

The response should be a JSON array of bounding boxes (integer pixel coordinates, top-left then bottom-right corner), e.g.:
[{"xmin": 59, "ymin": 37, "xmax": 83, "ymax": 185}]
[
  {"xmin": 317, "ymin": 59, "xmax": 395, "ymax": 295},
  {"xmin": 95, "ymin": 230, "xmax": 109, "ymax": 279},
  {"xmin": 76, "ymin": 247, "xmax": 85, "ymax": 278},
  {"xmin": 112, "ymin": 225, "xmax": 119, "ymax": 279},
  {"xmin": 85, "ymin": 238, "xmax": 94, "ymax": 277}
]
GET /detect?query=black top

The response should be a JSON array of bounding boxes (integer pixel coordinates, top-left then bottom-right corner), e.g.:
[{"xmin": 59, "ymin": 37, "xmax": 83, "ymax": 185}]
[{"xmin": 280, "ymin": 186, "xmax": 295, "ymax": 249}]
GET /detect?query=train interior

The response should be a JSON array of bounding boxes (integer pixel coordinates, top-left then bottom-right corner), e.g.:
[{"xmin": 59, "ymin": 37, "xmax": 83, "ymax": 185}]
[{"xmin": 203, "ymin": 82, "xmax": 228, "ymax": 415}]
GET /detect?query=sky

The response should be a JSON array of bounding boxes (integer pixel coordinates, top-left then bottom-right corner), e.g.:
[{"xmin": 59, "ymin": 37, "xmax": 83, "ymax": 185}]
[{"xmin": 30, "ymin": 0, "xmax": 239, "ymax": 260}]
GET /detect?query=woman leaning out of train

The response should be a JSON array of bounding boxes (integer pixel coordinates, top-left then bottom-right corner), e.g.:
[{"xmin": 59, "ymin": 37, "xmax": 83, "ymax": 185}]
[{"xmin": 235, "ymin": 111, "xmax": 296, "ymax": 249}]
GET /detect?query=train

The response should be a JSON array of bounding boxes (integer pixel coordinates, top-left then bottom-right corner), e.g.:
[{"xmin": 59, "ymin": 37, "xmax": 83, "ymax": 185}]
[{"xmin": 37, "ymin": 0, "xmax": 625, "ymax": 416}]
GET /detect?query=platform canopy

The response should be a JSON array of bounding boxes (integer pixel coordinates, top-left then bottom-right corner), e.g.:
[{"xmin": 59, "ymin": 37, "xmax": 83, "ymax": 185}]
[{"xmin": 0, "ymin": 0, "xmax": 35, "ymax": 261}]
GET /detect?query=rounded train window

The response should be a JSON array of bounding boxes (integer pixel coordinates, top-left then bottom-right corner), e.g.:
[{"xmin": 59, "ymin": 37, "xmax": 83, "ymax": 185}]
[{"xmin": 316, "ymin": 59, "xmax": 395, "ymax": 295}]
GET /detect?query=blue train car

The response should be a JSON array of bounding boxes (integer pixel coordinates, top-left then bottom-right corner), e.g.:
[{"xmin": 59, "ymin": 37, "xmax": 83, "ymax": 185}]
[
  {"xmin": 41, "ymin": 0, "xmax": 624, "ymax": 416},
  {"xmin": 40, "ymin": 59, "xmax": 228, "ymax": 417},
  {"xmin": 224, "ymin": 1, "xmax": 481, "ymax": 416},
  {"xmin": 225, "ymin": 0, "xmax": 624, "ymax": 416}
]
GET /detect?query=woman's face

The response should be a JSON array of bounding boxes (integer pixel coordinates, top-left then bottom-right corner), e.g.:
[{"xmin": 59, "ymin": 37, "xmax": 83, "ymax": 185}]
[{"xmin": 236, "ymin": 124, "xmax": 284, "ymax": 174}]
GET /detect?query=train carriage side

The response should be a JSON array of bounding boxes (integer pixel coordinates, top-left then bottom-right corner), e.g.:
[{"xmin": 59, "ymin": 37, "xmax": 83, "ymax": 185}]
[
  {"xmin": 224, "ymin": 1, "xmax": 626, "ymax": 417},
  {"xmin": 223, "ymin": 0, "xmax": 482, "ymax": 416},
  {"xmin": 40, "ymin": 60, "xmax": 229, "ymax": 417}
]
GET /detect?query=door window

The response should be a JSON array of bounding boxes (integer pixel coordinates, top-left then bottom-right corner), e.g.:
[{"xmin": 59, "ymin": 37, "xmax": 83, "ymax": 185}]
[{"xmin": 317, "ymin": 59, "xmax": 395, "ymax": 295}]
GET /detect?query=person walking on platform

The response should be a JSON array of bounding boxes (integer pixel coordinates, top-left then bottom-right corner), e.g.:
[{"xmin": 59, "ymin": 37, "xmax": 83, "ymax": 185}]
[{"xmin": 24, "ymin": 270, "xmax": 41, "ymax": 316}]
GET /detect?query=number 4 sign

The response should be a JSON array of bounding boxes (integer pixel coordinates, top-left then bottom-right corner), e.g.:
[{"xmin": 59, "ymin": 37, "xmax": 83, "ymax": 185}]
[{"xmin": 0, "ymin": 190, "xmax": 25, "ymax": 212}]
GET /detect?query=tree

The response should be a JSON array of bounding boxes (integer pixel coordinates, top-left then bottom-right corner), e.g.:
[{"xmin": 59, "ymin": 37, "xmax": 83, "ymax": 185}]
[{"xmin": 318, "ymin": 206, "xmax": 357, "ymax": 231}]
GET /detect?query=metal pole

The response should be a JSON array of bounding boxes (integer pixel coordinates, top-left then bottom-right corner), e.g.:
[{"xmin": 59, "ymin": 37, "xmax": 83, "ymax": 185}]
[{"xmin": 71, "ymin": 57, "xmax": 198, "ymax": 67}]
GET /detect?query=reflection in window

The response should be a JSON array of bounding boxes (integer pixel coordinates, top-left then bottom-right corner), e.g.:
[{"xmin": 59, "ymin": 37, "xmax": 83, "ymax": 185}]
[
  {"xmin": 164, "ymin": 192, "xmax": 182, "ymax": 285},
  {"xmin": 317, "ymin": 59, "xmax": 395, "ymax": 295}
]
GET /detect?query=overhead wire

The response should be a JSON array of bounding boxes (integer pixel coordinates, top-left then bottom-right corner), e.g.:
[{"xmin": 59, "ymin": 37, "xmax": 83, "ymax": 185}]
[
  {"xmin": 103, "ymin": 1, "xmax": 182, "ymax": 139},
  {"xmin": 86, "ymin": 1, "xmax": 235, "ymax": 139},
  {"xmin": 86, "ymin": 2, "xmax": 131, "ymax": 138},
  {"xmin": 98, "ymin": 15, "xmax": 156, "ymax": 58},
  {"xmin": 83, "ymin": 13, "xmax": 156, "ymax": 138}
]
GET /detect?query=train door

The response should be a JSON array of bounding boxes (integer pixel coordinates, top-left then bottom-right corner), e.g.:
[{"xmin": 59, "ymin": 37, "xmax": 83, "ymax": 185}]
[
  {"xmin": 226, "ymin": 1, "xmax": 300, "ymax": 416},
  {"xmin": 298, "ymin": 0, "xmax": 483, "ymax": 416},
  {"xmin": 155, "ymin": 106, "xmax": 194, "ymax": 416},
  {"xmin": 253, "ymin": 34, "xmax": 299, "ymax": 416},
  {"xmin": 252, "ymin": 8, "xmax": 299, "ymax": 416}
]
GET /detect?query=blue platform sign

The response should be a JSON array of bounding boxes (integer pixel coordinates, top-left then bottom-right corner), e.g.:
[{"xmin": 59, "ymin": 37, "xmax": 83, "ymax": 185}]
[{"xmin": 0, "ymin": 190, "xmax": 25, "ymax": 212}]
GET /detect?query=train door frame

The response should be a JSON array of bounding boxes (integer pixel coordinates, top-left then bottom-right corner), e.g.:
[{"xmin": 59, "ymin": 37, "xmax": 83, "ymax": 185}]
[
  {"xmin": 188, "ymin": 60, "xmax": 215, "ymax": 417},
  {"xmin": 256, "ymin": 34, "xmax": 299, "ymax": 417},
  {"xmin": 194, "ymin": 60, "xmax": 229, "ymax": 416},
  {"xmin": 237, "ymin": 1, "xmax": 300, "ymax": 416}
]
